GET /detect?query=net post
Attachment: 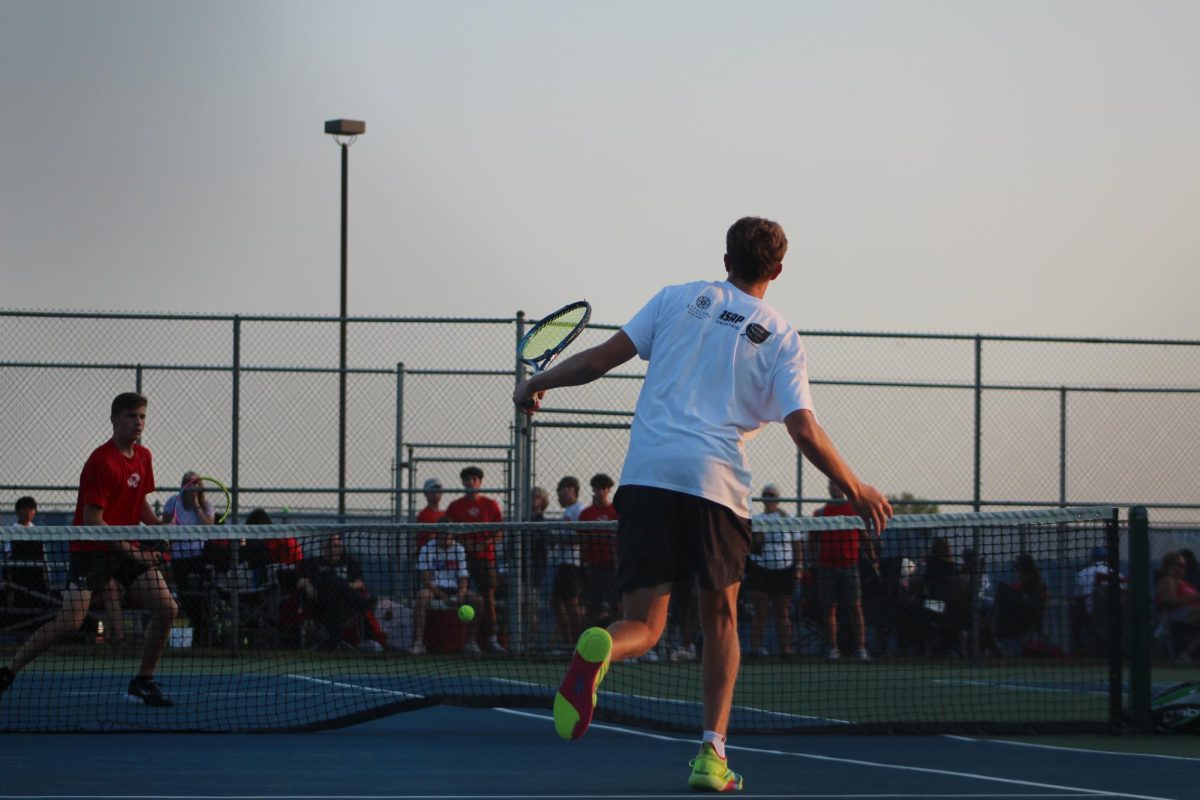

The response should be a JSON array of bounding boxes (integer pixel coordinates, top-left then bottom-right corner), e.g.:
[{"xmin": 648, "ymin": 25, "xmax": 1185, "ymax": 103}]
[
  {"xmin": 231, "ymin": 315, "xmax": 241, "ymax": 523},
  {"xmin": 393, "ymin": 362, "xmax": 404, "ymax": 524},
  {"xmin": 1105, "ymin": 508, "xmax": 1122, "ymax": 733},
  {"xmin": 1126, "ymin": 505, "xmax": 1153, "ymax": 733}
]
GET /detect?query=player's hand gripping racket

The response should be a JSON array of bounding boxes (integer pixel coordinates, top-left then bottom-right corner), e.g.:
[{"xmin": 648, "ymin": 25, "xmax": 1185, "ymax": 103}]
[
  {"xmin": 516, "ymin": 300, "xmax": 592, "ymax": 409},
  {"xmin": 171, "ymin": 475, "xmax": 231, "ymax": 525}
]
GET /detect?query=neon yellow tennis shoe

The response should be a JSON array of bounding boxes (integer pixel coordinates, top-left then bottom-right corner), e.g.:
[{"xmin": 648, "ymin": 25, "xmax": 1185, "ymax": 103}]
[
  {"xmin": 553, "ymin": 626, "xmax": 612, "ymax": 740},
  {"xmin": 688, "ymin": 743, "xmax": 743, "ymax": 792}
]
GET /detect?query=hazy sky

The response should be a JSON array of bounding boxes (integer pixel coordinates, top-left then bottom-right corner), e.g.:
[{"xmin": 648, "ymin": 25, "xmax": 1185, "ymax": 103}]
[{"xmin": 3, "ymin": 0, "xmax": 1198, "ymax": 339}]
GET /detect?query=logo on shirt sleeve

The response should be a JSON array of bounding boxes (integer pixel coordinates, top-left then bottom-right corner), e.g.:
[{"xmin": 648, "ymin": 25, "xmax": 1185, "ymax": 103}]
[{"xmin": 741, "ymin": 323, "xmax": 771, "ymax": 345}]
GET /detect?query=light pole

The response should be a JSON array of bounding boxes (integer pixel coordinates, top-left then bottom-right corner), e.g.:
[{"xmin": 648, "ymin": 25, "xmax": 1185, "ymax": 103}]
[{"xmin": 324, "ymin": 118, "xmax": 365, "ymax": 522}]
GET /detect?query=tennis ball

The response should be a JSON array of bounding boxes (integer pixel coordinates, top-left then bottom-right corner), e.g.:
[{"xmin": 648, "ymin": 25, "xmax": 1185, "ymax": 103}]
[{"xmin": 457, "ymin": 604, "xmax": 475, "ymax": 622}]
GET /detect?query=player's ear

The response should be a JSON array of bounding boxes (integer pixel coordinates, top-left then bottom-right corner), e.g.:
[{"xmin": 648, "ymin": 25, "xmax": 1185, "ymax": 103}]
[
  {"xmin": 723, "ymin": 253, "xmax": 732, "ymax": 274},
  {"xmin": 769, "ymin": 262, "xmax": 783, "ymax": 281}
]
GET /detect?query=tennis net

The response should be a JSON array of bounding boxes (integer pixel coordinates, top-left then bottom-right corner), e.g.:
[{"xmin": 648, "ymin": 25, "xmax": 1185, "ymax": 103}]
[{"xmin": 0, "ymin": 506, "xmax": 1124, "ymax": 733}]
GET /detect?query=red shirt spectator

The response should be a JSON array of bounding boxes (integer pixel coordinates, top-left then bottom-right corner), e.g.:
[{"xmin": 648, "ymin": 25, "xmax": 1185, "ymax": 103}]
[
  {"xmin": 415, "ymin": 506, "xmax": 446, "ymax": 551},
  {"xmin": 579, "ymin": 502, "xmax": 618, "ymax": 568},
  {"xmin": 813, "ymin": 498, "xmax": 859, "ymax": 568},
  {"xmin": 444, "ymin": 493, "xmax": 503, "ymax": 562}
]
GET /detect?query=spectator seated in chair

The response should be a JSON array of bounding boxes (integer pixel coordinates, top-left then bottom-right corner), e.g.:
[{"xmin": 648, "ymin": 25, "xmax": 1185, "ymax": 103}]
[
  {"xmin": 995, "ymin": 553, "xmax": 1048, "ymax": 655},
  {"xmin": 411, "ymin": 527, "xmax": 480, "ymax": 655},
  {"xmin": 294, "ymin": 534, "xmax": 386, "ymax": 651},
  {"xmin": 904, "ymin": 537, "xmax": 970, "ymax": 656},
  {"xmin": 1155, "ymin": 551, "xmax": 1200, "ymax": 664}
]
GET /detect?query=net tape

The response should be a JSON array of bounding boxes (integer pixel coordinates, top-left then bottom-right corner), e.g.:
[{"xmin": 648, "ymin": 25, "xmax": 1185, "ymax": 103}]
[{"xmin": 4, "ymin": 505, "xmax": 1118, "ymax": 541}]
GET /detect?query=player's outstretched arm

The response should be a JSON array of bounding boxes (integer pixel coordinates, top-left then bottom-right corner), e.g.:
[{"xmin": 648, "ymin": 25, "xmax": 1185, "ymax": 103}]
[
  {"xmin": 514, "ymin": 331, "xmax": 638, "ymax": 411},
  {"xmin": 784, "ymin": 409, "xmax": 892, "ymax": 533}
]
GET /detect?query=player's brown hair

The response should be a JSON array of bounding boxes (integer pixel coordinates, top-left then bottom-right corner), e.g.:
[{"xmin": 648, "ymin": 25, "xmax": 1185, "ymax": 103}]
[
  {"xmin": 725, "ymin": 216, "xmax": 788, "ymax": 283},
  {"xmin": 111, "ymin": 392, "xmax": 148, "ymax": 417}
]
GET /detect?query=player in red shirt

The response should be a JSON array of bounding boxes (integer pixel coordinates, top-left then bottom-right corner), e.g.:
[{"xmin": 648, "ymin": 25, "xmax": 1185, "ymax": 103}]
[
  {"xmin": 579, "ymin": 473, "xmax": 620, "ymax": 625},
  {"xmin": 812, "ymin": 479, "xmax": 869, "ymax": 661},
  {"xmin": 0, "ymin": 393, "xmax": 178, "ymax": 706},
  {"xmin": 443, "ymin": 466, "xmax": 505, "ymax": 652}
]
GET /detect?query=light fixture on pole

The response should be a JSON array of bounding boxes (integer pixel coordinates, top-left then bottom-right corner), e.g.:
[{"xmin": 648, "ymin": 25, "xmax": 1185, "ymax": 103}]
[{"xmin": 324, "ymin": 118, "xmax": 365, "ymax": 522}]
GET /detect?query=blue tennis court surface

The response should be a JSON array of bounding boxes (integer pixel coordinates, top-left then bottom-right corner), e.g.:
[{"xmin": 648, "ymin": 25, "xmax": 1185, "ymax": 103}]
[
  {"xmin": 0, "ymin": 669, "xmax": 842, "ymax": 732},
  {"xmin": 1, "ymin": 703, "xmax": 1194, "ymax": 799}
]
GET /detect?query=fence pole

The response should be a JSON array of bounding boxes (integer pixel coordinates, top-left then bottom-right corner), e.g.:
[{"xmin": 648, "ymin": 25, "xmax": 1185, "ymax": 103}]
[
  {"xmin": 1127, "ymin": 506, "xmax": 1153, "ymax": 732},
  {"xmin": 230, "ymin": 317, "xmax": 241, "ymax": 522},
  {"xmin": 1058, "ymin": 388, "xmax": 1068, "ymax": 507},
  {"xmin": 394, "ymin": 363, "xmax": 404, "ymax": 523},
  {"xmin": 511, "ymin": 311, "xmax": 528, "ymax": 654},
  {"xmin": 972, "ymin": 336, "xmax": 982, "ymax": 512}
]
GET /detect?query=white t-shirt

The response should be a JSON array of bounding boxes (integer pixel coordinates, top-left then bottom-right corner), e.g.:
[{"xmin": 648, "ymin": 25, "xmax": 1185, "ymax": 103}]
[
  {"xmin": 750, "ymin": 510, "xmax": 803, "ymax": 570},
  {"xmin": 163, "ymin": 493, "xmax": 215, "ymax": 559},
  {"xmin": 417, "ymin": 539, "xmax": 470, "ymax": 591},
  {"xmin": 620, "ymin": 280, "xmax": 815, "ymax": 518},
  {"xmin": 1075, "ymin": 563, "xmax": 1113, "ymax": 614},
  {"xmin": 546, "ymin": 501, "xmax": 584, "ymax": 567},
  {"xmin": 3, "ymin": 522, "xmax": 34, "ymax": 558}
]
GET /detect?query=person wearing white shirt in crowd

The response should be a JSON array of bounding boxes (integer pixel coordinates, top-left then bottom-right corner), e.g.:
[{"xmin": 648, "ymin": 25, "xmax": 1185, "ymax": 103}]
[
  {"xmin": 747, "ymin": 484, "xmax": 802, "ymax": 657},
  {"xmin": 549, "ymin": 476, "xmax": 587, "ymax": 650},
  {"xmin": 4, "ymin": 497, "xmax": 45, "ymax": 594},
  {"xmin": 411, "ymin": 527, "xmax": 479, "ymax": 655},
  {"xmin": 161, "ymin": 472, "xmax": 216, "ymax": 646},
  {"xmin": 4, "ymin": 496, "xmax": 38, "ymax": 558}
]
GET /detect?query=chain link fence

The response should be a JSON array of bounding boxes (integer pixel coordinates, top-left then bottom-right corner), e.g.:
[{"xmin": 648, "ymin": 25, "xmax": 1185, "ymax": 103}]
[{"xmin": 1, "ymin": 310, "xmax": 1197, "ymax": 524}]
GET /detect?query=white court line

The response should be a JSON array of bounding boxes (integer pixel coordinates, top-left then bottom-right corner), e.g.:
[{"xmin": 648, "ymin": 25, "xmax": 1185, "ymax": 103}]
[
  {"xmin": 950, "ymin": 736, "xmax": 1200, "ymax": 763},
  {"xmin": 932, "ymin": 679, "xmax": 1109, "ymax": 697},
  {"xmin": 494, "ymin": 708, "xmax": 1183, "ymax": 800},
  {"xmin": 283, "ymin": 675, "xmax": 424, "ymax": 700},
  {"xmin": 489, "ymin": 676, "xmax": 846, "ymax": 724}
]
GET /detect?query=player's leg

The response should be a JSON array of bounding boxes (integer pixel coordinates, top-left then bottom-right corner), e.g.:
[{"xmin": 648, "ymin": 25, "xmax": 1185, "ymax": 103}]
[
  {"xmin": 100, "ymin": 578, "xmax": 125, "ymax": 644},
  {"xmin": 610, "ymin": 584, "xmax": 671, "ymax": 659},
  {"xmin": 689, "ymin": 581, "xmax": 745, "ymax": 792},
  {"xmin": 6, "ymin": 587, "xmax": 94, "ymax": 675},
  {"xmin": 124, "ymin": 567, "xmax": 177, "ymax": 706},
  {"xmin": 698, "ymin": 582, "xmax": 740, "ymax": 734}
]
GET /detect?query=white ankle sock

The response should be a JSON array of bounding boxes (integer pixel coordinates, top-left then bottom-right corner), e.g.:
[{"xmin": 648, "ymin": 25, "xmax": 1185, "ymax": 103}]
[{"xmin": 702, "ymin": 730, "xmax": 726, "ymax": 759}]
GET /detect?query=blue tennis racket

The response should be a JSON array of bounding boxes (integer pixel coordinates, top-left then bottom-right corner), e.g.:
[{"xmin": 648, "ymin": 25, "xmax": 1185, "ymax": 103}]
[{"xmin": 517, "ymin": 300, "xmax": 591, "ymax": 407}]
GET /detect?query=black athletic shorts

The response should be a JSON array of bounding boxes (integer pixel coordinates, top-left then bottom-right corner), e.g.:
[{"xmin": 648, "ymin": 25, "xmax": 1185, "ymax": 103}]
[
  {"xmin": 67, "ymin": 551, "xmax": 151, "ymax": 594},
  {"xmin": 614, "ymin": 485, "xmax": 752, "ymax": 592},
  {"xmin": 745, "ymin": 560, "xmax": 796, "ymax": 596}
]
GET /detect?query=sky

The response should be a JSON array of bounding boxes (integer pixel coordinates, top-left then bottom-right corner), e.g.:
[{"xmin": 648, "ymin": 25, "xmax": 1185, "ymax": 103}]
[{"xmin": 2, "ymin": 0, "xmax": 1199, "ymax": 339}]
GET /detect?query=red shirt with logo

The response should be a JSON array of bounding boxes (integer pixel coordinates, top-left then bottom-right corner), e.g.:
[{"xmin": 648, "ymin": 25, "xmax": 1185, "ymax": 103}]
[
  {"xmin": 579, "ymin": 503, "xmax": 618, "ymax": 568},
  {"xmin": 71, "ymin": 440, "xmax": 156, "ymax": 553},
  {"xmin": 444, "ymin": 494, "xmax": 503, "ymax": 562},
  {"xmin": 813, "ymin": 500, "xmax": 859, "ymax": 568}
]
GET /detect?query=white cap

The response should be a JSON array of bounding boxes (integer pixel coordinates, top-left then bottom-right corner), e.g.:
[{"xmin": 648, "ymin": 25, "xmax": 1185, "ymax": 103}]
[
  {"xmin": 423, "ymin": 478, "xmax": 443, "ymax": 492},
  {"xmin": 761, "ymin": 484, "xmax": 781, "ymax": 497}
]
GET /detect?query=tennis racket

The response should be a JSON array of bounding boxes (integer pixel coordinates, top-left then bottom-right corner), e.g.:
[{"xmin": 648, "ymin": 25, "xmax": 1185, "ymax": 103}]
[
  {"xmin": 170, "ymin": 475, "xmax": 231, "ymax": 525},
  {"xmin": 517, "ymin": 300, "xmax": 592, "ymax": 408}
]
